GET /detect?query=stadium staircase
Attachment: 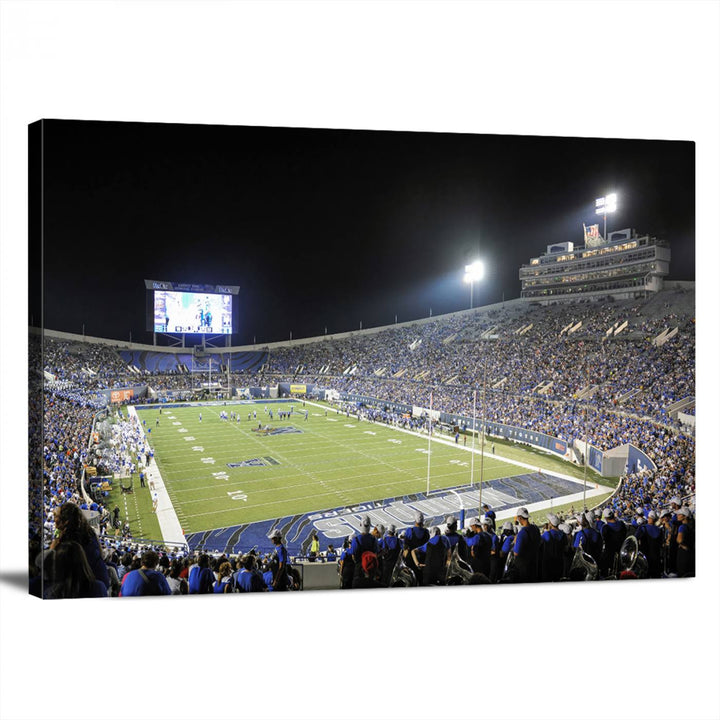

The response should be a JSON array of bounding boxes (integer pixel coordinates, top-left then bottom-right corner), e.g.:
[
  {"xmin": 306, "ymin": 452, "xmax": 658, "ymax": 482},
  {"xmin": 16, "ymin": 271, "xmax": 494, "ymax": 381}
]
[
  {"xmin": 653, "ymin": 327, "xmax": 679, "ymax": 347},
  {"xmin": 617, "ymin": 387, "xmax": 642, "ymax": 405},
  {"xmin": 606, "ymin": 320, "xmax": 628, "ymax": 336},
  {"xmin": 575, "ymin": 383, "xmax": 601, "ymax": 401},
  {"xmin": 560, "ymin": 320, "xmax": 582, "ymax": 336},
  {"xmin": 532, "ymin": 380, "xmax": 554, "ymax": 395},
  {"xmin": 665, "ymin": 396, "xmax": 695, "ymax": 420}
]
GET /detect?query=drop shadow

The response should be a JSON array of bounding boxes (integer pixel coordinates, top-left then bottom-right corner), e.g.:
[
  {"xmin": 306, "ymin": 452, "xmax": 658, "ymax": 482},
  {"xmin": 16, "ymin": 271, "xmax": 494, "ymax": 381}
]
[{"xmin": 0, "ymin": 571, "xmax": 29, "ymax": 593}]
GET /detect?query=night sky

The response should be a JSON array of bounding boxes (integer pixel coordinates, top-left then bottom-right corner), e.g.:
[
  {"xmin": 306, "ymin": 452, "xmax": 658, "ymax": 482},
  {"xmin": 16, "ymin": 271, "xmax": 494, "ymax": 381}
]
[{"xmin": 34, "ymin": 120, "xmax": 695, "ymax": 345}]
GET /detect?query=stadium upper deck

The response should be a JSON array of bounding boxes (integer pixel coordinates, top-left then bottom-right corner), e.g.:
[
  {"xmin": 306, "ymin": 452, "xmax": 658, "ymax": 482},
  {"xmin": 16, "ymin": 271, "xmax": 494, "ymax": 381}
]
[
  {"xmin": 39, "ymin": 285, "xmax": 695, "ymax": 429},
  {"xmin": 519, "ymin": 228, "xmax": 671, "ymax": 301}
]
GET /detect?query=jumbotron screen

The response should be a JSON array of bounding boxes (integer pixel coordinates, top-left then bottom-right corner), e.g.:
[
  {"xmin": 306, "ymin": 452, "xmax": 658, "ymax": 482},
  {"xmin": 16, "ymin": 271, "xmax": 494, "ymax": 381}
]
[{"xmin": 153, "ymin": 290, "xmax": 232, "ymax": 334}]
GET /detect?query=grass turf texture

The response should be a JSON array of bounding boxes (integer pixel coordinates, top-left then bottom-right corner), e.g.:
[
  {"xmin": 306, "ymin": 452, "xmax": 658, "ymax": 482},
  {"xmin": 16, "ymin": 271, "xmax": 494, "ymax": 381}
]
[
  {"xmin": 138, "ymin": 402, "xmax": 549, "ymax": 534},
  {"xmin": 465, "ymin": 433, "xmax": 618, "ymax": 489},
  {"xmin": 103, "ymin": 461, "xmax": 163, "ymax": 543}
]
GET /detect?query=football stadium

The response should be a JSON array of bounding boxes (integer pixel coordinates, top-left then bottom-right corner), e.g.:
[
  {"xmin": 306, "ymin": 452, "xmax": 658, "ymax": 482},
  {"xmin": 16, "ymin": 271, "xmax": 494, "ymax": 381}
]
[{"xmin": 28, "ymin": 121, "xmax": 696, "ymax": 598}]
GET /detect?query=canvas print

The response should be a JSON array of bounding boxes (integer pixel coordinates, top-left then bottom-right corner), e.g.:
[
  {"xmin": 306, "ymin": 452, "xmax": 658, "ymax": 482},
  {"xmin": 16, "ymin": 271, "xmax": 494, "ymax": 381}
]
[{"xmin": 28, "ymin": 120, "xmax": 695, "ymax": 598}]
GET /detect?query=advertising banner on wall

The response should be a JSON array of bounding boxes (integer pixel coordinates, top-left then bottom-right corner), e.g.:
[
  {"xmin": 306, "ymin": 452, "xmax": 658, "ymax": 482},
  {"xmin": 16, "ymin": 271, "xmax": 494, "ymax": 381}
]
[
  {"xmin": 279, "ymin": 383, "xmax": 314, "ymax": 397},
  {"xmin": 588, "ymin": 445, "xmax": 604, "ymax": 474},
  {"xmin": 110, "ymin": 389, "xmax": 134, "ymax": 403}
]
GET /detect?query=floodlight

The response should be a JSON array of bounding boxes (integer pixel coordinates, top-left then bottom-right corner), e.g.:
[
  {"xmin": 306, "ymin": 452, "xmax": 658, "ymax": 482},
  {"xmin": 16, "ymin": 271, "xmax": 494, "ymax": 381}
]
[
  {"xmin": 463, "ymin": 260, "xmax": 485, "ymax": 309},
  {"xmin": 594, "ymin": 193, "xmax": 619, "ymax": 241},
  {"xmin": 463, "ymin": 261, "xmax": 484, "ymax": 284},
  {"xmin": 595, "ymin": 193, "xmax": 618, "ymax": 215}
]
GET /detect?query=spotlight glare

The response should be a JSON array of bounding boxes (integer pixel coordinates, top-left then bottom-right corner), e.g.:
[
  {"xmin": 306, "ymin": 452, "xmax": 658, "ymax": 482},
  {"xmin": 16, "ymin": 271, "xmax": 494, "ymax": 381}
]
[
  {"xmin": 463, "ymin": 260, "xmax": 484, "ymax": 283},
  {"xmin": 595, "ymin": 193, "xmax": 618, "ymax": 214}
]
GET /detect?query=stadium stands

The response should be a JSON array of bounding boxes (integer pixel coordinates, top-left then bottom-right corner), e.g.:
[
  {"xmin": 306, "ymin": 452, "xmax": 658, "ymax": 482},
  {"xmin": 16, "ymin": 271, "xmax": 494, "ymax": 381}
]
[{"xmin": 30, "ymin": 286, "xmax": 696, "ymax": 596}]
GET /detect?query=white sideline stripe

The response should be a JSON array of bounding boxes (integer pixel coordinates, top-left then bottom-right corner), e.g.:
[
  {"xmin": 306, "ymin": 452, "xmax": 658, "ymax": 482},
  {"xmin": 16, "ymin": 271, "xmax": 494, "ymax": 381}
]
[{"xmin": 127, "ymin": 405, "xmax": 187, "ymax": 546}]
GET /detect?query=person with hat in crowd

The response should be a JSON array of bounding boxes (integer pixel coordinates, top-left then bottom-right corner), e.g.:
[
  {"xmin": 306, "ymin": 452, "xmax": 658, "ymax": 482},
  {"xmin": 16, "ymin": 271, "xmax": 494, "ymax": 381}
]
[
  {"xmin": 481, "ymin": 504, "xmax": 496, "ymax": 532},
  {"xmin": 675, "ymin": 507, "xmax": 695, "ymax": 577},
  {"xmin": 411, "ymin": 527, "xmax": 450, "ymax": 586},
  {"xmin": 485, "ymin": 516, "xmax": 502, "ymax": 583},
  {"xmin": 635, "ymin": 510, "xmax": 664, "ymax": 578},
  {"xmin": 269, "ymin": 529, "xmax": 290, "ymax": 591},
  {"xmin": 379, "ymin": 524, "xmax": 402, "ymax": 587},
  {"xmin": 600, "ymin": 507, "xmax": 627, "ymax": 577},
  {"xmin": 631, "ymin": 506, "xmax": 646, "ymax": 529},
  {"xmin": 593, "ymin": 508, "xmax": 604, "ymax": 534},
  {"xmin": 582, "ymin": 510, "xmax": 603, "ymax": 566},
  {"xmin": 351, "ymin": 516, "xmax": 379, "ymax": 588},
  {"xmin": 466, "ymin": 517, "xmax": 492, "ymax": 577},
  {"xmin": 558, "ymin": 522, "xmax": 574, "ymax": 579},
  {"xmin": 508, "ymin": 507, "xmax": 541, "ymax": 583},
  {"xmin": 403, "ymin": 511, "xmax": 430, "ymax": 585},
  {"xmin": 443, "ymin": 515, "xmax": 468, "ymax": 562},
  {"xmin": 540, "ymin": 513, "xmax": 565, "ymax": 582},
  {"xmin": 495, "ymin": 521, "xmax": 516, "ymax": 582}
]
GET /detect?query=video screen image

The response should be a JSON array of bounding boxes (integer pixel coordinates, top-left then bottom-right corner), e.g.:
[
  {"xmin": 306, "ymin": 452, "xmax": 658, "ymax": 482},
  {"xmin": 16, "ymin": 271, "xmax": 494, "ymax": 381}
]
[{"xmin": 154, "ymin": 291, "xmax": 232, "ymax": 334}]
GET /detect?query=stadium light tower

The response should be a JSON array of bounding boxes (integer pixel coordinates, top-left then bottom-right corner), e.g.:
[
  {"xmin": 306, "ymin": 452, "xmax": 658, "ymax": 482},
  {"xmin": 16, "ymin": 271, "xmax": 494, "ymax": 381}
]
[
  {"xmin": 463, "ymin": 260, "xmax": 485, "ymax": 309},
  {"xmin": 595, "ymin": 193, "xmax": 618, "ymax": 241}
]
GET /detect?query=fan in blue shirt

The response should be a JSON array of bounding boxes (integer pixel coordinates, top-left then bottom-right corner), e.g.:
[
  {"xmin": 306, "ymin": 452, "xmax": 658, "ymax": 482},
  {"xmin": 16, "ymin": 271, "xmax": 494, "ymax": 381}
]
[
  {"xmin": 188, "ymin": 554, "xmax": 215, "ymax": 594},
  {"xmin": 120, "ymin": 551, "xmax": 171, "ymax": 597}
]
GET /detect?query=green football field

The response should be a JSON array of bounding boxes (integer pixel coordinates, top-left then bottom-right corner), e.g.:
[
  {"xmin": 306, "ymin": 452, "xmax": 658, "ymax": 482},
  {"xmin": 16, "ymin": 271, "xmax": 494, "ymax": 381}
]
[{"xmin": 138, "ymin": 401, "xmax": 528, "ymax": 534}]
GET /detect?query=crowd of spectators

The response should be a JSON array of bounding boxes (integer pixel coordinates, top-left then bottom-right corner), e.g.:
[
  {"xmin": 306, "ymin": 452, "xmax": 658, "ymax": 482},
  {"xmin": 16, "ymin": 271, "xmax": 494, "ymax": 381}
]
[
  {"xmin": 30, "ymin": 498, "xmax": 695, "ymax": 598},
  {"xmin": 31, "ymin": 287, "xmax": 696, "ymax": 597}
]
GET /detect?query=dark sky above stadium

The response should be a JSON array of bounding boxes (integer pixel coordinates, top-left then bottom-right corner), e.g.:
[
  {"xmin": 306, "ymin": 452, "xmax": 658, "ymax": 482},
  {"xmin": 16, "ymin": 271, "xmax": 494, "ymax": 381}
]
[{"xmin": 33, "ymin": 119, "xmax": 695, "ymax": 346}]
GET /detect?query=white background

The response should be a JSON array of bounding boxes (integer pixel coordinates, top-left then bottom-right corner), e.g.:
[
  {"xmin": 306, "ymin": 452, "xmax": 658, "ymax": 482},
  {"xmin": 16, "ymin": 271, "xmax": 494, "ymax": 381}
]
[{"xmin": 1, "ymin": 3, "xmax": 718, "ymax": 719}]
